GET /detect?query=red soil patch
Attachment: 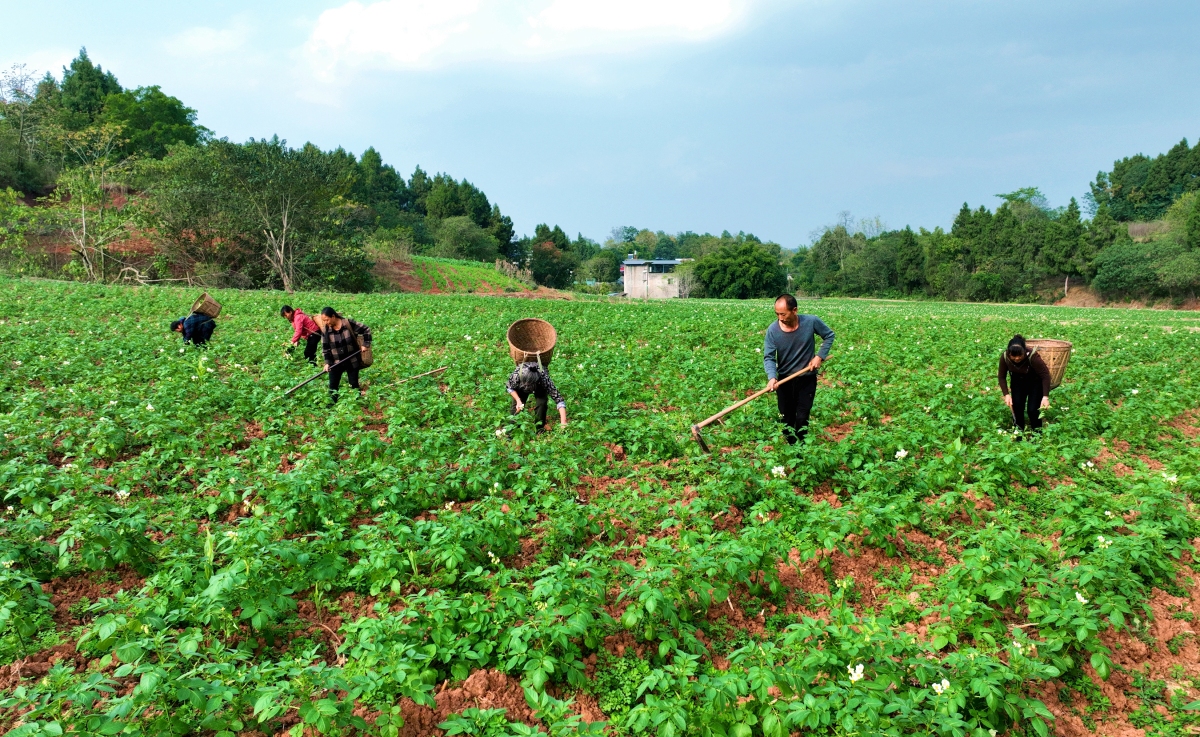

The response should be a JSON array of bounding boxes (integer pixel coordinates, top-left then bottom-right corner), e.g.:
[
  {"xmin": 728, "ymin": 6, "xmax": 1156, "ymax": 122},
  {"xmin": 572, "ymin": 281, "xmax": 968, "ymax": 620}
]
[
  {"xmin": 0, "ymin": 642, "xmax": 88, "ymax": 691},
  {"xmin": 294, "ymin": 598, "xmax": 346, "ymax": 666},
  {"xmin": 577, "ymin": 476, "xmax": 624, "ymax": 504},
  {"xmin": 801, "ymin": 481, "xmax": 842, "ymax": 507},
  {"xmin": 571, "ymin": 691, "xmax": 606, "ymax": 723},
  {"xmin": 823, "ymin": 421, "xmax": 857, "ymax": 442},
  {"xmin": 603, "ymin": 631, "xmax": 648, "ymax": 658},
  {"xmin": 504, "ymin": 537, "xmax": 542, "ymax": 570},
  {"xmin": 398, "ymin": 669, "xmax": 538, "ymax": 737},
  {"xmin": 1166, "ymin": 410, "xmax": 1200, "ymax": 439},
  {"xmin": 776, "ymin": 548, "xmax": 831, "ymax": 604},
  {"xmin": 705, "ymin": 587, "xmax": 768, "ymax": 637},
  {"xmin": 712, "ymin": 505, "xmax": 743, "ymax": 533},
  {"xmin": 603, "ymin": 443, "xmax": 626, "ymax": 462},
  {"xmin": 1029, "ymin": 567, "xmax": 1200, "ymax": 736},
  {"xmin": 1134, "ymin": 454, "xmax": 1164, "ymax": 471},
  {"xmin": 42, "ymin": 566, "xmax": 145, "ymax": 627}
]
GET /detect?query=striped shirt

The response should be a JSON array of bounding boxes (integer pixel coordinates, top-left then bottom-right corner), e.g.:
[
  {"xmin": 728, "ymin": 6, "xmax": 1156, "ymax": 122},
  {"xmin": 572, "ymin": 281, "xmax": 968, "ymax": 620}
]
[{"xmin": 321, "ymin": 317, "xmax": 372, "ymax": 369}]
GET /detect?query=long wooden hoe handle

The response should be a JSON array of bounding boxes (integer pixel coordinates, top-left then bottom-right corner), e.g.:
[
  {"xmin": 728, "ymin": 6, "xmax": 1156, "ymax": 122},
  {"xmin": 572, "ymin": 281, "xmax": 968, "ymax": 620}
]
[
  {"xmin": 391, "ymin": 366, "xmax": 447, "ymax": 386},
  {"xmin": 690, "ymin": 368, "xmax": 813, "ymax": 452},
  {"xmin": 283, "ymin": 350, "xmax": 361, "ymax": 396}
]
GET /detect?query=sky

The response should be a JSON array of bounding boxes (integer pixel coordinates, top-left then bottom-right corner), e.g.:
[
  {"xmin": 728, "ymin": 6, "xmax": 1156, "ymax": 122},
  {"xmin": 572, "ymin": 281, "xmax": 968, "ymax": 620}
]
[{"xmin": 4, "ymin": 0, "xmax": 1200, "ymax": 246}]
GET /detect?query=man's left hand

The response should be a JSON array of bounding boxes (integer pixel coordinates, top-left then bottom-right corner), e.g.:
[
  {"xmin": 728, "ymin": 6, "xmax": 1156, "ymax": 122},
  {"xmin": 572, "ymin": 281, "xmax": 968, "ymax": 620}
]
[
  {"xmin": 1040, "ymin": 397, "xmax": 1050, "ymax": 409},
  {"xmin": 806, "ymin": 356, "xmax": 823, "ymax": 373}
]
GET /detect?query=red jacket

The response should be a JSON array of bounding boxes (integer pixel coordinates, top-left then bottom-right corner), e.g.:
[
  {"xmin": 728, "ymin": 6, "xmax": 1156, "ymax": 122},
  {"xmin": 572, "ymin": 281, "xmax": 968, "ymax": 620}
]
[{"xmin": 291, "ymin": 309, "xmax": 320, "ymax": 344}]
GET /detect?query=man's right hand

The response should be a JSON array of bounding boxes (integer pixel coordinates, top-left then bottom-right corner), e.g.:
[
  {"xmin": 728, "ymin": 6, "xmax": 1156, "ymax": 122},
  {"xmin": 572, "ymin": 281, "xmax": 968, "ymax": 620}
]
[
  {"xmin": 515, "ymin": 401, "xmax": 525, "ymax": 412},
  {"xmin": 323, "ymin": 364, "xmax": 331, "ymax": 373},
  {"xmin": 766, "ymin": 378, "xmax": 778, "ymax": 392},
  {"xmin": 1003, "ymin": 394, "xmax": 1012, "ymax": 407}
]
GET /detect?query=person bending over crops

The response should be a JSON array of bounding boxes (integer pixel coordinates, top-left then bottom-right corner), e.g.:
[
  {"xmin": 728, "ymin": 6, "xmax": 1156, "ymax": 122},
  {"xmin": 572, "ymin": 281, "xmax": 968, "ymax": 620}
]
[
  {"xmin": 506, "ymin": 362, "xmax": 567, "ymax": 432},
  {"xmin": 318, "ymin": 307, "xmax": 372, "ymax": 403},
  {"xmin": 764, "ymin": 294, "xmax": 835, "ymax": 445},
  {"xmin": 281, "ymin": 305, "xmax": 321, "ymax": 365},
  {"xmin": 170, "ymin": 312, "xmax": 216, "ymax": 346},
  {"xmin": 998, "ymin": 335, "xmax": 1051, "ymax": 432}
]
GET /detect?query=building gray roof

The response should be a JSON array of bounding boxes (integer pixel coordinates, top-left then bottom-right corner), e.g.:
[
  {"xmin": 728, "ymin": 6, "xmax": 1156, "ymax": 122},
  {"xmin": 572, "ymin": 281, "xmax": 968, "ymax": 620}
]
[{"xmin": 622, "ymin": 259, "xmax": 683, "ymax": 266}]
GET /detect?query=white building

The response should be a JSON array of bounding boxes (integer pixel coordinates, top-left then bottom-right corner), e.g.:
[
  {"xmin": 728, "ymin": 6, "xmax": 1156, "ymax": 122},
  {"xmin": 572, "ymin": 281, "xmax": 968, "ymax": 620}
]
[{"xmin": 621, "ymin": 258, "xmax": 686, "ymax": 299}]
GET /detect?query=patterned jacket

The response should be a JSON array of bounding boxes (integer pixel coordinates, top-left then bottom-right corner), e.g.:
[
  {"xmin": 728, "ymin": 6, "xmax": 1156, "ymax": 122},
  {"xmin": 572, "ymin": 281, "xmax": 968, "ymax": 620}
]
[
  {"xmin": 321, "ymin": 317, "xmax": 372, "ymax": 370},
  {"xmin": 505, "ymin": 362, "xmax": 566, "ymax": 408}
]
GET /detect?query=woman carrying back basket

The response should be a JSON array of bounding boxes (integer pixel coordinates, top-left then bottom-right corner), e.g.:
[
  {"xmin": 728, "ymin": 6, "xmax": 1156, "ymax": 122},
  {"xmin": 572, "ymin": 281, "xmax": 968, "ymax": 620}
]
[
  {"xmin": 998, "ymin": 335, "xmax": 1051, "ymax": 432},
  {"xmin": 504, "ymin": 318, "xmax": 567, "ymax": 432}
]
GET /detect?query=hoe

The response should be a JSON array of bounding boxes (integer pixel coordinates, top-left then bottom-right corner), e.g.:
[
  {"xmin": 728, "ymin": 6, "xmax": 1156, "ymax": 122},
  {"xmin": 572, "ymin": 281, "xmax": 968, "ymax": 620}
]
[
  {"xmin": 690, "ymin": 368, "xmax": 812, "ymax": 453},
  {"xmin": 282, "ymin": 350, "xmax": 361, "ymax": 396}
]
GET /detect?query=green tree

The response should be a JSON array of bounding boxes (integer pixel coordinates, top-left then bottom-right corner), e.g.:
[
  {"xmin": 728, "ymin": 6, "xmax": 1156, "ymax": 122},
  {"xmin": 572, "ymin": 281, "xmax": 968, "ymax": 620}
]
[
  {"xmin": 693, "ymin": 241, "xmax": 786, "ymax": 299},
  {"xmin": 49, "ymin": 124, "xmax": 135, "ymax": 281},
  {"xmin": 1156, "ymin": 251, "xmax": 1200, "ymax": 297},
  {"xmin": 583, "ymin": 248, "xmax": 622, "ymax": 282},
  {"xmin": 101, "ymin": 86, "xmax": 207, "ymax": 159},
  {"xmin": 1092, "ymin": 239, "xmax": 1178, "ymax": 298},
  {"xmin": 1187, "ymin": 194, "xmax": 1200, "ymax": 251},
  {"xmin": 0, "ymin": 64, "xmax": 56, "ymax": 193},
  {"xmin": 1090, "ymin": 138, "xmax": 1200, "ymax": 222},
  {"xmin": 1039, "ymin": 198, "xmax": 1085, "ymax": 276},
  {"xmin": 530, "ymin": 239, "xmax": 577, "ymax": 288},
  {"xmin": 894, "ymin": 227, "xmax": 925, "ymax": 294},
  {"xmin": 59, "ymin": 48, "xmax": 121, "ymax": 129},
  {"xmin": 432, "ymin": 216, "xmax": 499, "ymax": 262},
  {"xmin": 207, "ymin": 137, "xmax": 348, "ymax": 292}
]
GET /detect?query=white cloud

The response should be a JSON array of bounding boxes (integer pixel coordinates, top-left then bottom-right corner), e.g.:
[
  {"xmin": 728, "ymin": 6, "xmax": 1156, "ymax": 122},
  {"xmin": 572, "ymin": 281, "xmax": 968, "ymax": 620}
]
[
  {"xmin": 165, "ymin": 20, "xmax": 252, "ymax": 57},
  {"xmin": 303, "ymin": 0, "xmax": 750, "ymax": 76},
  {"xmin": 535, "ymin": 0, "xmax": 737, "ymax": 34}
]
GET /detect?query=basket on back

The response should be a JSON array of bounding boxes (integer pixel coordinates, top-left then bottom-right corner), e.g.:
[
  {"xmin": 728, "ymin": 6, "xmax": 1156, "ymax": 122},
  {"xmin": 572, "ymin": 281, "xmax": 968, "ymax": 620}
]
[
  {"xmin": 191, "ymin": 292, "xmax": 222, "ymax": 318},
  {"xmin": 507, "ymin": 318, "xmax": 556, "ymax": 367},
  {"xmin": 1027, "ymin": 338, "xmax": 1072, "ymax": 390}
]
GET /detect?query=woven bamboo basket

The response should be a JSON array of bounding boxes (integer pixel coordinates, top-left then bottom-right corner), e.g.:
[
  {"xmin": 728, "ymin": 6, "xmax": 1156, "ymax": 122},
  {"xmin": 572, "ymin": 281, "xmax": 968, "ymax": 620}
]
[
  {"xmin": 191, "ymin": 292, "xmax": 222, "ymax": 318},
  {"xmin": 507, "ymin": 318, "xmax": 556, "ymax": 367},
  {"xmin": 1026, "ymin": 338, "xmax": 1072, "ymax": 390}
]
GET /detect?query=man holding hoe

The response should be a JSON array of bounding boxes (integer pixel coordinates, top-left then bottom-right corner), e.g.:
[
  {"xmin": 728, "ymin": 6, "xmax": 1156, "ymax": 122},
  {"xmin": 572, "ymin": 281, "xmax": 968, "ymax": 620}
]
[{"xmin": 764, "ymin": 294, "xmax": 835, "ymax": 445}]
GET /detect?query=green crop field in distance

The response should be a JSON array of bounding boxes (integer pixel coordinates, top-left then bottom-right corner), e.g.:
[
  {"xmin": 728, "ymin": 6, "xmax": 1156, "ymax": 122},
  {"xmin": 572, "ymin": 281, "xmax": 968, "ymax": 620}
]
[
  {"xmin": 1, "ymin": 278, "xmax": 1198, "ymax": 737},
  {"xmin": 407, "ymin": 256, "xmax": 531, "ymax": 293}
]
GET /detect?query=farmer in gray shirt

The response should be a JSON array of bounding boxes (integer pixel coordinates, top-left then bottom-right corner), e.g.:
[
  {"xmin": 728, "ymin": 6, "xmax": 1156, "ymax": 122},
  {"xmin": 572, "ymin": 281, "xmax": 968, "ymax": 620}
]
[{"xmin": 764, "ymin": 294, "xmax": 835, "ymax": 445}]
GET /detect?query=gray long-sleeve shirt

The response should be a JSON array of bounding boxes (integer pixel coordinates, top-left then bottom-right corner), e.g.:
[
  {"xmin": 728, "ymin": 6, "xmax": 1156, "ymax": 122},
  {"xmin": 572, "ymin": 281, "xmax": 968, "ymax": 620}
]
[{"xmin": 763, "ymin": 315, "xmax": 835, "ymax": 380}]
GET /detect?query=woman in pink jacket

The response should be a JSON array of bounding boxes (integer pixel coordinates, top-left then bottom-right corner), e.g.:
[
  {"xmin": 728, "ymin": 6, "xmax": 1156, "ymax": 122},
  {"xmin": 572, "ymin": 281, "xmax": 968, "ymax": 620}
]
[{"xmin": 281, "ymin": 305, "xmax": 320, "ymax": 365}]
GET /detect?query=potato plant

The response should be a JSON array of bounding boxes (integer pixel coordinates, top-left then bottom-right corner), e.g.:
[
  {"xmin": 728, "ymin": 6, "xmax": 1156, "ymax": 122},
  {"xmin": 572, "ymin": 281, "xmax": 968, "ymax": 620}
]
[{"xmin": 0, "ymin": 279, "xmax": 1198, "ymax": 736}]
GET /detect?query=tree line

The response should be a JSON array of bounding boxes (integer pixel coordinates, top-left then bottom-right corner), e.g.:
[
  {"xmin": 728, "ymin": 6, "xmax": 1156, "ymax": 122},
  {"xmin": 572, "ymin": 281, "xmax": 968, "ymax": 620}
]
[
  {"xmin": 487, "ymin": 142, "xmax": 1200, "ymax": 302},
  {"xmin": 2, "ymin": 49, "xmax": 1197, "ymax": 300},
  {"xmin": 791, "ymin": 140, "xmax": 1200, "ymax": 303},
  {"xmin": 0, "ymin": 50, "xmax": 536, "ymax": 291}
]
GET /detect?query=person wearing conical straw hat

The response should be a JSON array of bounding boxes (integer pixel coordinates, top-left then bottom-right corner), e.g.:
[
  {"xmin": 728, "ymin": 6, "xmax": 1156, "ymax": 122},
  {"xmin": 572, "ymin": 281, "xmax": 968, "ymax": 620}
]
[
  {"xmin": 506, "ymin": 362, "xmax": 567, "ymax": 432},
  {"xmin": 998, "ymin": 335, "xmax": 1050, "ymax": 432}
]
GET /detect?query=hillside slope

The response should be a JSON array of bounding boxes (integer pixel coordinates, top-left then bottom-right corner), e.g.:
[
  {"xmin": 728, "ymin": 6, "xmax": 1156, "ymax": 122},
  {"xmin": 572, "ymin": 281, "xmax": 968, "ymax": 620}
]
[{"xmin": 373, "ymin": 255, "xmax": 569, "ymax": 298}]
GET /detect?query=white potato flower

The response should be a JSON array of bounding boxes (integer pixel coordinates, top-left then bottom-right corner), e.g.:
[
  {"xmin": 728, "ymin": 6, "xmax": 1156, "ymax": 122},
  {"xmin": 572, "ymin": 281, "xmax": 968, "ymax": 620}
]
[{"xmin": 847, "ymin": 664, "xmax": 864, "ymax": 683}]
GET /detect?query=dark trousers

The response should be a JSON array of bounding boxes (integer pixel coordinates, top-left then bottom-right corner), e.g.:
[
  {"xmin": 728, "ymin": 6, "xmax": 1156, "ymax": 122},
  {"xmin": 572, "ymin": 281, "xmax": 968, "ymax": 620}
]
[
  {"xmin": 329, "ymin": 364, "xmax": 360, "ymax": 403},
  {"xmin": 776, "ymin": 372, "xmax": 818, "ymax": 445},
  {"xmin": 303, "ymin": 334, "xmax": 320, "ymax": 364},
  {"xmin": 512, "ymin": 388, "xmax": 548, "ymax": 430},
  {"xmin": 1010, "ymin": 380, "xmax": 1044, "ymax": 431}
]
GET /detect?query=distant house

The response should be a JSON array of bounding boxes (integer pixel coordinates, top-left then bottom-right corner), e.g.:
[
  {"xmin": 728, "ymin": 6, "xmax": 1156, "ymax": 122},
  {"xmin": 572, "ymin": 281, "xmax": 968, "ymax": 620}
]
[{"xmin": 621, "ymin": 258, "xmax": 686, "ymax": 299}]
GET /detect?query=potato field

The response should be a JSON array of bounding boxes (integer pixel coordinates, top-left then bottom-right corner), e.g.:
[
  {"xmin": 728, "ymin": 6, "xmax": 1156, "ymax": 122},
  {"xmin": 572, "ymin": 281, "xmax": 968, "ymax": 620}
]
[{"xmin": 2, "ymin": 279, "xmax": 1200, "ymax": 737}]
